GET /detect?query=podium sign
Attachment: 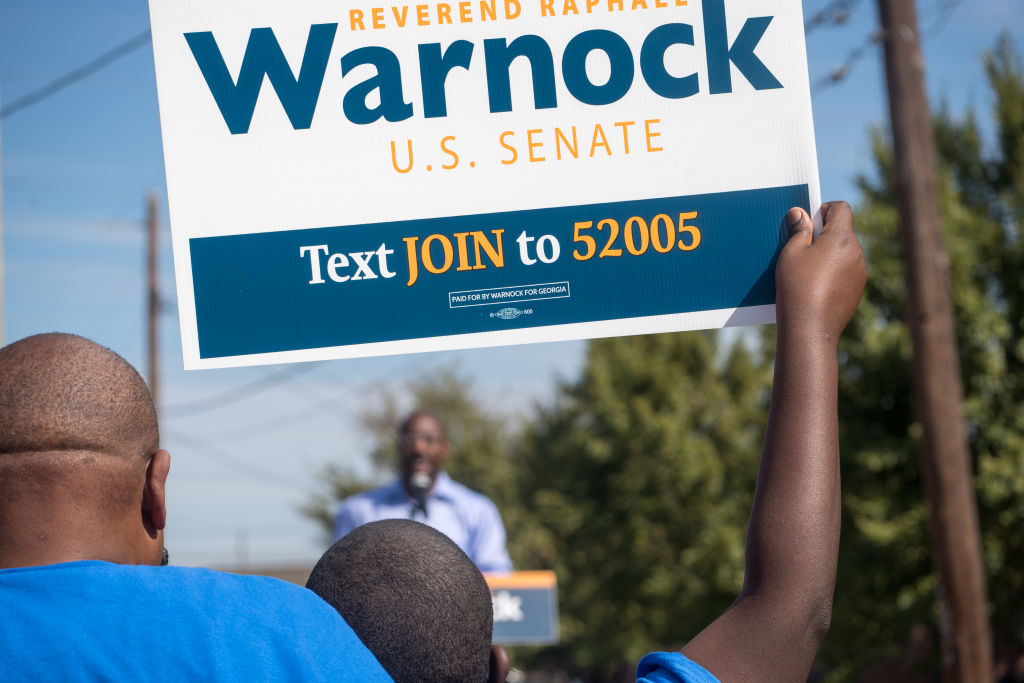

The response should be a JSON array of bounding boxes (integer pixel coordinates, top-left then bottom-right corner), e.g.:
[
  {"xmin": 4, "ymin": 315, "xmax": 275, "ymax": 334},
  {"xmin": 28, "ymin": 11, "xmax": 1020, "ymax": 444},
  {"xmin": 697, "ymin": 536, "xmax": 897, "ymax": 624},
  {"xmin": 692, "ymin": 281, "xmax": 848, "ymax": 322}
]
[{"xmin": 485, "ymin": 571, "xmax": 559, "ymax": 645}]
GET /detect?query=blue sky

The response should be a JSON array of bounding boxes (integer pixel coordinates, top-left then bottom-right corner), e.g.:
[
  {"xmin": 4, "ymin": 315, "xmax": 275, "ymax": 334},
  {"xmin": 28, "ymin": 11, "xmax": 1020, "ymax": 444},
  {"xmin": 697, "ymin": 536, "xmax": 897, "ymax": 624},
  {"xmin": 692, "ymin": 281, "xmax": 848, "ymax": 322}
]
[{"xmin": 2, "ymin": 0, "xmax": 1021, "ymax": 568}]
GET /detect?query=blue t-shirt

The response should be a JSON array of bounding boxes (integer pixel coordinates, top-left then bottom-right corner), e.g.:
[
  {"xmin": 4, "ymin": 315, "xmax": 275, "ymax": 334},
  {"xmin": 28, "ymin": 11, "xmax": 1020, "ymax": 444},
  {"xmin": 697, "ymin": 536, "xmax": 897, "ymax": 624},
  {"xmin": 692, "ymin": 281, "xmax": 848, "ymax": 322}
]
[
  {"xmin": 637, "ymin": 652, "xmax": 721, "ymax": 682},
  {"xmin": 0, "ymin": 561, "xmax": 393, "ymax": 682}
]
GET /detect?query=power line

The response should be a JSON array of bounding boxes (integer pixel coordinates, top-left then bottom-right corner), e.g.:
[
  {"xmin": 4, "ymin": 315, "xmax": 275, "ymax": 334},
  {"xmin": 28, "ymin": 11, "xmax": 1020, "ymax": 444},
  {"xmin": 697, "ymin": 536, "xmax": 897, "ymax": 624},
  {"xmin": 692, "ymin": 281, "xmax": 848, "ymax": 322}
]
[
  {"xmin": 163, "ymin": 358, "xmax": 422, "ymax": 497},
  {"xmin": 812, "ymin": 29, "xmax": 884, "ymax": 92},
  {"xmin": 164, "ymin": 362, "xmax": 322, "ymax": 418},
  {"xmin": 186, "ymin": 355, "xmax": 424, "ymax": 443},
  {"xmin": 0, "ymin": 29, "xmax": 151, "ymax": 120},
  {"xmin": 805, "ymin": 0, "xmax": 864, "ymax": 33},
  {"xmin": 185, "ymin": 399, "xmax": 342, "ymax": 443},
  {"xmin": 804, "ymin": 0, "xmax": 874, "ymax": 93},
  {"xmin": 920, "ymin": 0, "xmax": 966, "ymax": 38},
  {"xmin": 811, "ymin": 0, "xmax": 964, "ymax": 93},
  {"xmin": 165, "ymin": 428, "xmax": 311, "ymax": 492}
]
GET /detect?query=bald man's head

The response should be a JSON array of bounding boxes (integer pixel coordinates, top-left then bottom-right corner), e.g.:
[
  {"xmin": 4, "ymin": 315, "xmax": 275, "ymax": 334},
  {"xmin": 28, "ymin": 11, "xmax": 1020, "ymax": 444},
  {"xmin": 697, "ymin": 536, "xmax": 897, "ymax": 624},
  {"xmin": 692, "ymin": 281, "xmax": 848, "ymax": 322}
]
[
  {"xmin": 0, "ymin": 333, "xmax": 167, "ymax": 568},
  {"xmin": 0, "ymin": 333, "xmax": 158, "ymax": 459}
]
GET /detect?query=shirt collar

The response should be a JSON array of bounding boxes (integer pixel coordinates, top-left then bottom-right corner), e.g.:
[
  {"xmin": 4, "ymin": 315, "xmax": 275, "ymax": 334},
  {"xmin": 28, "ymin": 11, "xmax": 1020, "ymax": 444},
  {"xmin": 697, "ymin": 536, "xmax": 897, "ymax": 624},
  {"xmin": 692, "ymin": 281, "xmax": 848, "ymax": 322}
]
[
  {"xmin": 388, "ymin": 471, "xmax": 455, "ymax": 503},
  {"xmin": 430, "ymin": 471, "xmax": 456, "ymax": 501}
]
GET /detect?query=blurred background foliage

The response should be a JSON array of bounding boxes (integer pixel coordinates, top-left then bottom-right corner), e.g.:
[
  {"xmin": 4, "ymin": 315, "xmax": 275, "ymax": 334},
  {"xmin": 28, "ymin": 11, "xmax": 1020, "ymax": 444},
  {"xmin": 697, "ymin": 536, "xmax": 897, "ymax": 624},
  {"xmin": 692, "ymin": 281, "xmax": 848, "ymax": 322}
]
[{"xmin": 305, "ymin": 36, "xmax": 1024, "ymax": 682}]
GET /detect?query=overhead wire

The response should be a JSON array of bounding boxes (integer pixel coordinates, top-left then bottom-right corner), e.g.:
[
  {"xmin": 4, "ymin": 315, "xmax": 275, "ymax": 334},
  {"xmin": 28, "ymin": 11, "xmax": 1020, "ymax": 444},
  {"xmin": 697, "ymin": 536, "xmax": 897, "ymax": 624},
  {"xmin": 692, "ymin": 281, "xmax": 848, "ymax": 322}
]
[
  {"xmin": 160, "ymin": 359, "xmax": 424, "ymax": 492},
  {"xmin": 164, "ymin": 362, "xmax": 322, "ymax": 418},
  {"xmin": 184, "ymin": 354, "xmax": 425, "ymax": 442},
  {"xmin": 811, "ymin": 30, "xmax": 885, "ymax": 92},
  {"xmin": 810, "ymin": 0, "xmax": 965, "ymax": 93},
  {"xmin": 164, "ymin": 428, "xmax": 312, "ymax": 492},
  {"xmin": 805, "ymin": 0, "xmax": 864, "ymax": 33},
  {"xmin": 1, "ymin": 30, "xmax": 152, "ymax": 119},
  {"xmin": 180, "ymin": 399, "xmax": 337, "ymax": 443},
  {"xmin": 921, "ymin": 0, "xmax": 966, "ymax": 38}
]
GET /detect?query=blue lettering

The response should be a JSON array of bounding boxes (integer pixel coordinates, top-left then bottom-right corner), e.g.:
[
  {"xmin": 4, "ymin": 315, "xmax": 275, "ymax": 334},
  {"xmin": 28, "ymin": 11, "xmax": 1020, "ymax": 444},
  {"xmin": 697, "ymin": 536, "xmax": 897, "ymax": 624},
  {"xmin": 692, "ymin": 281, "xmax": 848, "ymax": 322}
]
[
  {"xmin": 419, "ymin": 41, "xmax": 475, "ymax": 119},
  {"xmin": 703, "ymin": 0, "xmax": 782, "ymax": 94},
  {"xmin": 640, "ymin": 23, "xmax": 698, "ymax": 99},
  {"xmin": 562, "ymin": 30, "xmax": 634, "ymax": 106},
  {"xmin": 184, "ymin": 24, "xmax": 337, "ymax": 135},
  {"xmin": 185, "ymin": 3, "xmax": 783, "ymax": 132},
  {"xmin": 341, "ymin": 47, "xmax": 414, "ymax": 124},
  {"xmin": 484, "ymin": 36, "xmax": 558, "ymax": 113}
]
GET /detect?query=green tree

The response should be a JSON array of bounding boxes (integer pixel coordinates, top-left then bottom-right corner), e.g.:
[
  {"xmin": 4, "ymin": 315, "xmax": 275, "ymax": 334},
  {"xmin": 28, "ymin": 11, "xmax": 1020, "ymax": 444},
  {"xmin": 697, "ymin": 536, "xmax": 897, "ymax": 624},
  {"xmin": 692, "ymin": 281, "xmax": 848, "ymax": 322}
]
[
  {"xmin": 511, "ymin": 37, "xmax": 1024, "ymax": 681},
  {"xmin": 823, "ymin": 34, "xmax": 1024, "ymax": 680},
  {"xmin": 514, "ymin": 331, "xmax": 772, "ymax": 680}
]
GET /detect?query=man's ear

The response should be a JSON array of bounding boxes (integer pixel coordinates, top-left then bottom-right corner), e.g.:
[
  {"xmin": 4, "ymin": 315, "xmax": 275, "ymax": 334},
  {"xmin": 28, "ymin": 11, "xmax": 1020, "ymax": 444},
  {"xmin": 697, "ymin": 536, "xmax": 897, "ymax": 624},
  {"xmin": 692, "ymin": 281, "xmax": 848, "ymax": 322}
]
[
  {"xmin": 488, "ymin": 645, "xmax": 510, "ymax": 683},
  {"xmin": 143, "ymin": 449, "xmax": 171, "ymax": 532}
]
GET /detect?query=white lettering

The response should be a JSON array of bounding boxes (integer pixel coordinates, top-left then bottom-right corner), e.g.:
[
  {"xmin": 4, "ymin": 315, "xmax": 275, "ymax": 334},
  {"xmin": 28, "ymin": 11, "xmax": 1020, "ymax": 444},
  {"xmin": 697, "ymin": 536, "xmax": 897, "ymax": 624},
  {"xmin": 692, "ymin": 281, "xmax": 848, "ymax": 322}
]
[
  {"xmin": 350, "ymin": 251, "xmax": 378, "ymax": 280},
  {"xmin": 299, "ymin": 242, "xmax": 397, "ymax": 284},
  {"xmin": 327, "ymin": 252, "xmax": 351, "ymax": 282},
  {"xmin": 299, "ymin": 244, "xmax": 330, "ymax": 284},
  {"xmin": 536, "ymin": 235, "xmax": 560, "ymax": 263},
  {"xmin": 516, "ymin": 230, "xmax": 537, "ymax": 265}
]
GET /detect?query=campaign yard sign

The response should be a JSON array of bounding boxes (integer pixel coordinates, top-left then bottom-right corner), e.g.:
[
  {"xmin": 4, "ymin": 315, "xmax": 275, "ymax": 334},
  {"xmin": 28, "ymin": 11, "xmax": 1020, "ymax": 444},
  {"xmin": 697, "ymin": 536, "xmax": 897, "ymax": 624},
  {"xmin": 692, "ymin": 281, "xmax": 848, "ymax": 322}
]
[{"xmin": 149, "ymin": 0, "xmax": 820, "ymax": 369}]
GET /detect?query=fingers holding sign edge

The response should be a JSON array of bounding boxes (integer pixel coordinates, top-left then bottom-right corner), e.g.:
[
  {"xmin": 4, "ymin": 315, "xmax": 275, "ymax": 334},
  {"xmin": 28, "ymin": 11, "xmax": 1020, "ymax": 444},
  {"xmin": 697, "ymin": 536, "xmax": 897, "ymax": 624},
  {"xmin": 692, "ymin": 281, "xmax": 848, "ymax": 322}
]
[{"xmin": 786, "ymin": 207, "xmax": 812, "ymax": 245}]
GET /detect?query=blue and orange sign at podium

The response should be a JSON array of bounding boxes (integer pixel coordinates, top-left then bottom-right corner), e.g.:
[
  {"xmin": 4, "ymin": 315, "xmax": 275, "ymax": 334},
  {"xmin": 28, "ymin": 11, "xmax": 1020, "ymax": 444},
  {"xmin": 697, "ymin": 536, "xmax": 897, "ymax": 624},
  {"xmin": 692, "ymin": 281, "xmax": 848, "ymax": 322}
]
[{"xmin": 485, "ymin": 571, "xmax": 559, "ymax": 645}]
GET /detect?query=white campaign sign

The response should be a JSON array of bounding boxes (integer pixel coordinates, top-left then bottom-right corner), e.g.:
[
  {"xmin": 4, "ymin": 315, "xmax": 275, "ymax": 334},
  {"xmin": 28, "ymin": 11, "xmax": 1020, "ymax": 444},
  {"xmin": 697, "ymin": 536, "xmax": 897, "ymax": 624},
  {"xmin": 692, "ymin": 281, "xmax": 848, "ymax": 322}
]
[{"xmin": 149, "ymin": 0, "xmax": 820, "ymax": 369}]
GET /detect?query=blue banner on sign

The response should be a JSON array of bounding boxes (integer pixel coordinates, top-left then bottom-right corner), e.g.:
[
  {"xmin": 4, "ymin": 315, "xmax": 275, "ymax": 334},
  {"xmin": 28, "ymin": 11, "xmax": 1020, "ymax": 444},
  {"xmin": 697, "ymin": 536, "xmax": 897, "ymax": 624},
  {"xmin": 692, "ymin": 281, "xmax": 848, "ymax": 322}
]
[
  {"xmin": 190, "ymin": 185, "xmax": 806, "ymax": 359},
  {"xmin": 491, "ymin": 586, "xmax": 560, "ymax": 644}
]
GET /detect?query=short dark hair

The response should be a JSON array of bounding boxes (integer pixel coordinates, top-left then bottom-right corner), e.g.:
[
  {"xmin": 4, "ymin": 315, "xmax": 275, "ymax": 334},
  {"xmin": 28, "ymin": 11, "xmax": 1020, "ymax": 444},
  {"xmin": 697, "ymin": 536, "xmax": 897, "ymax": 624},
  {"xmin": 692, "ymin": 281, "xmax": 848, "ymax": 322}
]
[
  {"xmin": 307, "ymin": 519, "xmax": 493, "ymax": 682},
  {"xmin": 399, "ymin": 409, "xmax": 446, "ymax": 440}
]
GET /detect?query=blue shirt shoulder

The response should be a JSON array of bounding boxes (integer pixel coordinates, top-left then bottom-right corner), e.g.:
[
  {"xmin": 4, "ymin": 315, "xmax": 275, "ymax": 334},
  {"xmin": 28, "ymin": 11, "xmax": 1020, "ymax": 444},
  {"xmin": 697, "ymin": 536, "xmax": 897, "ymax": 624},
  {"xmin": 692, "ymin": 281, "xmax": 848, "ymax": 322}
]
[
  {"xmin": 637, "ymin": 652, "xmax": 720, "ymax": 683},
  {"xmin": 0, "ymin": 561, "xmax": 393, "ymax": 682}
]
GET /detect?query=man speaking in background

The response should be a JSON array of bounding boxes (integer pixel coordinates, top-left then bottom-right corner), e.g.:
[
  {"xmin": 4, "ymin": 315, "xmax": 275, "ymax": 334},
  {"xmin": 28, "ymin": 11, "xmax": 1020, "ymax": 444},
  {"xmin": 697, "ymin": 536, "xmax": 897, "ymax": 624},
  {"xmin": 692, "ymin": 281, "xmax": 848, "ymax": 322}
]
[{"xmin": 332, "ymin": 409, "xmax": 513, "ymax": 574}]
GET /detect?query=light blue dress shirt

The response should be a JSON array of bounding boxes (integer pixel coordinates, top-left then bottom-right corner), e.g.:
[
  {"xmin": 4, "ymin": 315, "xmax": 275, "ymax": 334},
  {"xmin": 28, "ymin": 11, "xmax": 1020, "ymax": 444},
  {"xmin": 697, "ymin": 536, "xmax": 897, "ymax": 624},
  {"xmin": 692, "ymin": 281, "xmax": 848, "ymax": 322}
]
[{"xmin": 332, "ymin": 471, "xmax": 513, "ymax": 573}]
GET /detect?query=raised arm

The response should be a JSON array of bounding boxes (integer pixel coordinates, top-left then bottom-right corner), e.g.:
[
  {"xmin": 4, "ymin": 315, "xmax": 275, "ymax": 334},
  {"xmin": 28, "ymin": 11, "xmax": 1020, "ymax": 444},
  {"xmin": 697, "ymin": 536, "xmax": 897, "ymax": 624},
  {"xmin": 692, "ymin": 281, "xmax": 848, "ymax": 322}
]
[{"xmin": 680, "ymin": 202, "xmax": 866, "ymax": 682}]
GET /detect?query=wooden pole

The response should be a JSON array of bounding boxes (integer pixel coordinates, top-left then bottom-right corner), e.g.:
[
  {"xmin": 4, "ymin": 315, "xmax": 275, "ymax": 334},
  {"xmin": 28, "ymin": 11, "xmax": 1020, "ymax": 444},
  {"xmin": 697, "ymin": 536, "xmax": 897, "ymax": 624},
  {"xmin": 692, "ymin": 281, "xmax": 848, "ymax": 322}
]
[{"xmin": 875, "ymin": 1, "xmax": 992, "ymax": 680}]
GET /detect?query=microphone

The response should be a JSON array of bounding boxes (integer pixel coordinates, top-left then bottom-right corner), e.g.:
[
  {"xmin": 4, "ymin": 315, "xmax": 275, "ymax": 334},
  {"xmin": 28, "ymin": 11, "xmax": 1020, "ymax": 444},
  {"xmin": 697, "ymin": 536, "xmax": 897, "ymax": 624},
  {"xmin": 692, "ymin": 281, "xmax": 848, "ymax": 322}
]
[{"xmin": 410, "ymin": 472, "xmax": 430, "ymax": 517}]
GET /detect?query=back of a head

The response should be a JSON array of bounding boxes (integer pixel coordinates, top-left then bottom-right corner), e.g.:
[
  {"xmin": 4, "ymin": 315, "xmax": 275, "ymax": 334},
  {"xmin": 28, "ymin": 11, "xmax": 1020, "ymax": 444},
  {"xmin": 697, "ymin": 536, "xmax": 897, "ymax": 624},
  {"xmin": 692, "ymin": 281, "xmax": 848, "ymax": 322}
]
[
  {"xmin": 0, "ymin": 332, "xmax": 157, "ymax": 458},
  {"xmin": 308, "ymin": 519, "xmax": 493, "ymax": 683},
  {"xmin": 0, "ymin": 333, "xmax": 159, "ymax": 523}
]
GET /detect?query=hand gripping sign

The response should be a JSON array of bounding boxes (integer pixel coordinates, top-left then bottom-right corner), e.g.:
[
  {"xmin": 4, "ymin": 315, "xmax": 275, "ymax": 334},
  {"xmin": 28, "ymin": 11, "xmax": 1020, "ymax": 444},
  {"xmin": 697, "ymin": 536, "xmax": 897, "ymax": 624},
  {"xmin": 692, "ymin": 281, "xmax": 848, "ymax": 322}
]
[{"xmin": 149, "ymin": 0, "xmax": 820, "ymax": 368}]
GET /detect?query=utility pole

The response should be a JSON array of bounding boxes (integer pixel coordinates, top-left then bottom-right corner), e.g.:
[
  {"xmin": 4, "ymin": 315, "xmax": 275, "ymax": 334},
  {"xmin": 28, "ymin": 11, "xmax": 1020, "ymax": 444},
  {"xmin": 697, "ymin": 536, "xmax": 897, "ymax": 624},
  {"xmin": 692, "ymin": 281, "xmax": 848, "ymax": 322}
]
[
  {"xmin": 875, "ymin": 1, "xmax": 992, "ymax": 680},
  {"xmin": 147, "ymin": 193, "xmax": 159, "ymax": 414}
]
